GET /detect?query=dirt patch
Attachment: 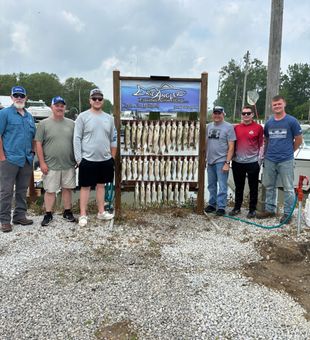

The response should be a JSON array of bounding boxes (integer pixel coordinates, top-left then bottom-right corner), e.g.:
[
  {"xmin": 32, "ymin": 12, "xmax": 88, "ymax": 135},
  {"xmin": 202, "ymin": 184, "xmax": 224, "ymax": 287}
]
[
  {"xmin": 244, "ymin": 235, "xmax": 310, "ymax": 320},
  {"xmin": 95, "ymin": 320, "xmax": 138, "ymax": 340}
]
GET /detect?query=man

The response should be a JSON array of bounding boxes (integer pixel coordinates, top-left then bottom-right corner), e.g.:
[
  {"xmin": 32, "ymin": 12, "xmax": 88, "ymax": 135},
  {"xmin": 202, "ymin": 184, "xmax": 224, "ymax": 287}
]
[
  {"xmin": 257, "ymin": 95, "xmax": 303, "ymax": 223},
  {"xmin": 205, "ymin": 106, "xmax": 236, "ymax": 216},
  {"xmin": 229, "ymin": 105, "xmax": 263, "ymax": 218},
  {"xmin": 0, "ymin": 86, "xmax": 36, "ymax": 232},
  {"xmin": 35, "ymin": 96, "xmax": 76, "ymax": 226},
  {"xmin": 74, "ymin": 88, "xmax": 117, "ymax": 227}
]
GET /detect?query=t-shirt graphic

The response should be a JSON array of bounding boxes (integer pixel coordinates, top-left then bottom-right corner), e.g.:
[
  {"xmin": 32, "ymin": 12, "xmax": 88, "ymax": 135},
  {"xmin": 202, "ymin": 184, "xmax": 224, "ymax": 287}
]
[
  {"xmin": 208, "ymin": 129, "xmax": 220, "ymax": 139},
  {"xmin": 269, "ymin": 128, "xmax": 287, "ymax": 139}
]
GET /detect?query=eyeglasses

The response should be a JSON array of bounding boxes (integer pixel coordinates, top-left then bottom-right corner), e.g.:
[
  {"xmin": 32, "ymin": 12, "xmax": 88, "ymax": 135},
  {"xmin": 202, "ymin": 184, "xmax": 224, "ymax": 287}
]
[
  {"xmin": 91, "ymin": 97, "xmax": 103, "ymax": 102},
  {"xmin": 241, "ymin": 112, "xmax": 252, "ymax": 116},
  {"xmin": 13, "ymin": 93, "xmax": 26, "ymax": 99}
]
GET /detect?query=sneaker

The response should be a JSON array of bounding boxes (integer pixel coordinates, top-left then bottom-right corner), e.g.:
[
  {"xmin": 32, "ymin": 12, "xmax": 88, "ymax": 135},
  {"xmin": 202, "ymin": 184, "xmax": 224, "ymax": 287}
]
[
  {"xmin": 1, "ymin": 223, "xmax": 12, "ymax": 232},
  {"xmin": 63, "ymin": 210, "xmax": 76, "ymax": 222},
  {"xmin": 97, "ymin": 211, "xmax": 114, "ymax": 221},
  {"xmin": 256, "ymin": 211, "xmax": 276, "ymax": 219},
  {"xmin": 204, "ymin": 205, "xmax": 216, "ymax": 214},
  {"xmin": 41, "ymin": 214, "xmax": 53, "ymax": 226},
  {"xmin": 229, "ymin": 209, "xmax": 240, "ymax": 216},
  {"xmin": 78, "ymin": 215, "xmax": 88, "ymax": 227},
  {"xmin": 216, "ymin": 209, "xmax": 226, "ymax": 216},
  {"xmin": 247, "ymin": 210, "xmax": 256, "ymax": 219},
  {"xmin": 280, "ymin": 214, "xmax": 291, "ymax": 224},
  {"xmin": 12, "ymin": 217, "xmax": 33, "ymax": 225}
]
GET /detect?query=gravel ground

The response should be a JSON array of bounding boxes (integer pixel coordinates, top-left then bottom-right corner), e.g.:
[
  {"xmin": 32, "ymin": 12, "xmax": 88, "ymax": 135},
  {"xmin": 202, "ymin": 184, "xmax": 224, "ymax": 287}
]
[{"xmin": 0, "ymin": 209, "xmax": 309, "ymax": 339}]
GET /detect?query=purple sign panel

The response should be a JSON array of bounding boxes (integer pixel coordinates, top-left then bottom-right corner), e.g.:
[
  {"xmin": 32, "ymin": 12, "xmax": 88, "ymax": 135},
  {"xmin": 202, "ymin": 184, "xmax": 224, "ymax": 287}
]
[{"xmin": 121, "ymin": 80, "xmax": 200, "ymax": 112}]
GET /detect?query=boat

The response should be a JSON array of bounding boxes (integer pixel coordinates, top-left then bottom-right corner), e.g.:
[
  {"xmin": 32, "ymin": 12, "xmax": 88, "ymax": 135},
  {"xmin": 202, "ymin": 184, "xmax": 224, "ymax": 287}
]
[{"xmin": 27, "ymin": 100, "xmax": 52, "ymax": 121}]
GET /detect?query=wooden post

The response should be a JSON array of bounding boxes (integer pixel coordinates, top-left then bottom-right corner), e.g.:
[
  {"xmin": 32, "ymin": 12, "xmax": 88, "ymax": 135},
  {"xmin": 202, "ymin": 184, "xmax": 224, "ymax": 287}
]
[
  {"xmin": 113, "ymin": 70, "xmax": 121, "ymax": 218},
  {"xmin": 28, "ymin": 170, "xmax": 36, "ymax": 201},
  {"xmin": 197, "ymin": 72, "xmax": 208, "ymax": 214},
  {"xmin": 264, "ymin": 0, "xmax": 283, "ymax": 119}
]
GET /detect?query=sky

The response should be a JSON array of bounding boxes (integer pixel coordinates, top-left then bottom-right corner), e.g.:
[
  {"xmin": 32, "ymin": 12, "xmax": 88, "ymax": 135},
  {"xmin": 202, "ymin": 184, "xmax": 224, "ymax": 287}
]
[{"xmin": 0, "ymin": 0, "xmax": 309, "ymax": 107}]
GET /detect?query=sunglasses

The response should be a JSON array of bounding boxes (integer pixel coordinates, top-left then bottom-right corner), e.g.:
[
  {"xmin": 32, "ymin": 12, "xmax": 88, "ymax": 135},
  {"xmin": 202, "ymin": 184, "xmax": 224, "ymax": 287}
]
[
  {"xmin": 13, "ymin": 93, "xmax": 26, "ymax": 99},
  {"xmin": 241, "ymin": 112, "xmax": 252, "ymax": 116},
  {"xmin": 213, "ymin": 111, "xmax": 223, "ymax": 115},
  {"xmin": 91, "ymin": 97, "xmax": 103, "ymax": 102}
]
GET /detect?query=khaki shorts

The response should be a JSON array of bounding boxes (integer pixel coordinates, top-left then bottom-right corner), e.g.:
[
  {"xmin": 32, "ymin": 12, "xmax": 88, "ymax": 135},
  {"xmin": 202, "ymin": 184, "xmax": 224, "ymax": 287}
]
[{"xmin": 43, "ymin": 168, "xmax": 76, "ymax": 193}]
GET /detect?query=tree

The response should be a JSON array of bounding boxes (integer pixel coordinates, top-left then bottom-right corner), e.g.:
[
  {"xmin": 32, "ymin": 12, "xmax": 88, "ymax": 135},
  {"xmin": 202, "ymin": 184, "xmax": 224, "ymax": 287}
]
[{"xmin": 0, "ymin": 74, "xmax": 18, "ymax": 94}]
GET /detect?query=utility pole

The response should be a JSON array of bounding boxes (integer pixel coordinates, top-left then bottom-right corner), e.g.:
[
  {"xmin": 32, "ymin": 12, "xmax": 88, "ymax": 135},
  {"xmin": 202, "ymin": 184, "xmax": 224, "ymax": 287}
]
[
  {"xmin": 241, "ymin": 50, "xmax": 250, "ymax": 108},
  {"xmin": 233, "ymin": 82, "xmax": 239, "ymax": 122},
  {"xmin": 78, "ymin": 88, "xmax": 81, "ymax": 113},
  {"xmin": 264, "ymin": 0, "xmax": 284, "ymax": 119}
]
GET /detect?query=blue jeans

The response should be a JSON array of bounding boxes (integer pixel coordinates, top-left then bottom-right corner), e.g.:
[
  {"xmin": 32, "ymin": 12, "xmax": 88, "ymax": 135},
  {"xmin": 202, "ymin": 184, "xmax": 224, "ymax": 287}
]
[
  {"xmin": 207, "ymin": 161, "xmax": 229, "ymax": 210},
  {"xmin": 263, "ymin": 159, "xmax": 295, "ymax": 215}
]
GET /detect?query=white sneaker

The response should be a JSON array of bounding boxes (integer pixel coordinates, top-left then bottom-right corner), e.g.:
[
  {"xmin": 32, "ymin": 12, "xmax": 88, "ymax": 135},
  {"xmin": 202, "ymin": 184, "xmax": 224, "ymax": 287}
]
[
  {"xmin": 78, "ymin": 215, "xmax": 88, "ymax": 227},
  {"xmin": 97, "ymin": 211, "xmax": 114, "ymax": 221}
]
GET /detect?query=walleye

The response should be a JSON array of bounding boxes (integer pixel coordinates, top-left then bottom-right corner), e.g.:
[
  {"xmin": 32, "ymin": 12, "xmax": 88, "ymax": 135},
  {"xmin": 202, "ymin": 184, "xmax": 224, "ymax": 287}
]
[
  {"xmin": 163, "ymin": 183, "xmax": 168, "ymax": 202},
  {"xmin": 188, "ymin": 121, "xmax": 195, "ymax": 149},
  {"xmin": 165, "ymin": 157, "xmax": 171, "ymax": 181},
  {"xmin": 185, "ymin": 183, "xmax": 190, "ymax": 202},
  {"xmin": 171, "ymin": 156, "xmax": 177, "ymax": 181},
  {"xmin": 176, "ymin": 157, "xmax": 182, "ymax": 180},
  {"xmin": 187, "ymin": 157, "xmax": 193, "ymax": 181},
  {"xmin": 182, "ymin": 121, "xmax": 189, "ymax": 150},
  {"xmin": 121, "ymin": 157, "xmax": 127, "ymax": 181},
  {"xmin": 124, "ymin": 122, "xmax": 131, "ymax": 151},
  {"xmin": 143, "ymin": 158, "xmax": 149, "ymax": 181},
  {"xmin": 182, "ymin": 157, "xmax": 188, "ymax": 181},
  {"xmin": 176, "ymin": 121, "xmax": 183, "ymax": 151},
  {"xmin": 157, "ymin": 183, "xmax": 162, "ymax": 203},
  {"xmin": 159, "ymin": 122, "xmax": 166, "ymax": 154},
  {"xmin": 137, "ymin": 156, "xmax": 143, "ymax": 180},
  {"xmin": 136, "ymin": 121, "xmax": 143, "ymax": 150},
  {"xmin": 147, "ymin": 121, "xmax": 154, "ymax": 152},
  {"xmin": 174, "ymin": 183, "xmax": 179, "ymax": 204},
  {"xmin": 134, "ymin": 182, "xmax": 140, "ymax": 206},
  {"xmin": 193, "ymin": 157, "xmax": 198, "ymax": 181},
  {"xmin": 165, "ymin": 121, "xmax": 171, "ymax": 153},
  {"xmin": 171, "ymin": 121, "xmax": 177, "ymax": 151},
  {"xmin": 154, "ymin": 157, "xmax": 160, "ymax": 181},
  {"xmin": 168, "ymin": 183, "xmax": 173, "ymax": 202},
  {"xmin": 179, "ymin": 183, "xmax": 185, "ymax": 205},
  {"xmin": 148, "ymin": 157, "xmax": 154, "ymax": 181},
  {"xmin": 145, "ymin": 182, "xmax": 151, "ymax": 205},
  {"xmin": 140, "ymin": 182, "xmax": 145, "ymax": 206},
  {"xmin": 151, "ymin": 182, "xmax": 157, "ymax": 203},
  {"xmin": 160, "ymin": 157, "xmax": 165, "ymax": 181},
  {"xmin": 194, "ymin": 121, "xmax": 199, "ymax": 149},
  {"xmin": 126, "ymin": 157, "xmax": 132, "ymax": 180},
  {"xmin": 142, "ymin": 121, "xmax": 149, "ymax": 153},
  {"xmin": 152, "ymin": 121, "xmax": 160, "ymax": 154},
  {"xmin": 132, "ymin": 157, "xmax": 137, "ymax": 180},
  {"xmin": 131, "ymin": 121, "xmax": 137, "ymax": 150}
]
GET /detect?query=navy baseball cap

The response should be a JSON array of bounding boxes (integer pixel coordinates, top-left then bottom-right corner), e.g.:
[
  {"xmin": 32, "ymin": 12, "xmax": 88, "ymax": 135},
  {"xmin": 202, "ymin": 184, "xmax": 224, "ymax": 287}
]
[
  {"xmin": 51, "ymin": 96, "xmax": 66, "ymax": 105},
  {"xmin": 11, "ymin": 86, "xmax": 26, "ymax": 96}
]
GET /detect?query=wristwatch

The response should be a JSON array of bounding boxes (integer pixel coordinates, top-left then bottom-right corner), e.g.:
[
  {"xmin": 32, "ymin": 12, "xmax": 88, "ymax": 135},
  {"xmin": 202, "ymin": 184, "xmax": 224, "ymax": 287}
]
[{"xmin": 225, "ymin": 160, "xmax": 230, "ymax": 164}]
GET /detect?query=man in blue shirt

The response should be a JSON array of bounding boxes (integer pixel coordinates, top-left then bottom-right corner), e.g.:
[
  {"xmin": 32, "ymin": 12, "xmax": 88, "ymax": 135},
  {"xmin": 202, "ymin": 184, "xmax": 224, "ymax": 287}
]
[
  {"xmin": 0, "ymin": 86, "xmax": 36, "ymax": 232},
  {"xmin": 257, "ymin": 95, "xmax": 303, "ymax": 224}
]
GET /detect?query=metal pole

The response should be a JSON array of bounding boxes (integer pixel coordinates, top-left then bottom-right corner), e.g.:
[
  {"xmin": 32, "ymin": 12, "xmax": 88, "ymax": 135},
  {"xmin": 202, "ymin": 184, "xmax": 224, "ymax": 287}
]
[
  {"xmin": 78, "ymin": 88, "xmax": 81, "ymax": 113},
  {"xmin": 241, "ymin": 51, "xmax": 250, "ymax": 108},
  {"xmin": 233, "ymin": 82, "xmax": 239, "ymax": 122}
]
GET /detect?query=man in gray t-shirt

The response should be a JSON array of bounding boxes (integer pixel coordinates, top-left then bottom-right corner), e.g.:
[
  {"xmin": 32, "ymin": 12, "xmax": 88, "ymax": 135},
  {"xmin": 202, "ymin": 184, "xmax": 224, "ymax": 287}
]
[
  {"xmin": 35, "ymin": 96, "xmax": 76, "ymax": 226},
  {"xmin": 205, "ymin": 106, "xmax": 236, "ymax": 216}
]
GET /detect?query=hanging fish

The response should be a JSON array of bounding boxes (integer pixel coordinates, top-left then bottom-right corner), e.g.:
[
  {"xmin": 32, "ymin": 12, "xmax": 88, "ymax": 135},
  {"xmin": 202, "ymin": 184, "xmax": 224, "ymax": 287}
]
[
  {"xmin": 143, "ymin": 158, "xmax": 149, "ymax": 181},
  {"xmin": 188, "ymin": 121, "xmax": 195, "ymax": 149},
  {"xmin": 147, "ymin": 121, "xmax": 154, "ymax": 152},
  {"xmin": 182, "ymin": 121, "xmax": 189, "ymax": 150},
  {"xmin": 187, "ymin": 157, "xmax": 193, "ymax": 181},
  {"xmin": 131, "ymin": 157, "xmax": 138, "ymax": 180},
  {"xmin": 148, "ymin": 157, "xmax": 154, "ymax": 181},
  {"xmin": 182, "ymin": 157, "xmax": 188, "ymax": 181},
  {"xmin": 168, "ymin": 183, "xmax": 173, "ymax": 202},
  {"xmin": 176, "ymin": 157, "xmax": 182, "ymax": 180},
  {"xmin": 134, "ymin": 182, "xmax": 140, "ymax": 206},
  {"xmin": 179, "ymin": 183, "xmax": 185, "ymax": 205},
  {"xmin": 176, "ymin": 121, "xmax": 183, "ymax": 151},
  {"xmin": 185, "ymin": 183, "xmax": 190, "ymax": 202},
  {"xmin": 165, "ymin": 157, "xmax": 171, "ymax": 181},
  {"xmin": 152, "ymin": 121, "xmax": 160, "ymax": 154},
  {"xmin": 154, "ymin": 156, "xmax": 160, "ymax": 181},
  {"xmin": 193, "ymin": 157, "xmax": 198, "ymax": 181},
  {"xmin": 151, "ymin": 182, "xmax": 157, "ymax": 203},
  {"xmin": 145, "ymin": 182, "xmax": 151, "ymax": 205},
  {"xmin": 124, "ymin": 122, "xmax": 131, "ymax": 151},
  {"xmin": 131, "ymin": 121, "xmax": 137, "ymax": 150},
  {"xmin": 142, "ymin": 121, "xmax": 149, "ymax": 153},
  {"xmin": 137, "ymin": 156, "xmax": 143, "ymax": 180},
  {"xmin": 171, "ymin": 156, "xmax": 177, "ymax": 181},
  {"xmin": 163, "ymin": 183, "xmax": 168, "ymax": 202},
  {"xmin": 165, "ymin": 121, "xmax": 171, "ymax": 153},
  {"xmin": 136, "ymin": 121, "xmax": 143, "ymax": 151},
  {"xmin": 157, "ymin": 183, "xmax": 162, "ymax": 203},
  {"xmin": 126, "ymin": 157, "xmax": 132, "ymax": 180},
  {"xmin": 122, "ymin": 157, "xmax": 127, "ymax": 181},
  {"xmin": 193, "ymin": 121, "xmax": 199, "ymax": 149},
  {"xmin": 160, "ymin": 157, "xmax": 165, "ymax": 181},
  {"xmin": 171, "ymin": 121, "xmax": 177, "ymax": 151},
  {"xmin": 174, "ymin": 183, "xmax": 179, "ymax": 204},
  {"xmin": 140, "ymin": 182, "xmax": 145, "ymax": 206},
  {"xmin": 159, "ymin": 122, "xmax": 166, "ymax": 154}
]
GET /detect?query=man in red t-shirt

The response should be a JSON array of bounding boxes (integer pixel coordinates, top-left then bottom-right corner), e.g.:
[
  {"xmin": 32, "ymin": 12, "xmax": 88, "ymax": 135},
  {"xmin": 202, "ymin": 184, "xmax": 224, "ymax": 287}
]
[{"xmin": 229, "ymin": 105, "xmax": 263, "ymax": 218}]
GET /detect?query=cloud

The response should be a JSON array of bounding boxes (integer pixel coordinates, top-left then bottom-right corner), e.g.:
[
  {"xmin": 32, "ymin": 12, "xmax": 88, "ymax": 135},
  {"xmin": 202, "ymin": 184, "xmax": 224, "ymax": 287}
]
[{"xmin": 61, "ymin": 10, "xmax": 85, "ymax": 32}]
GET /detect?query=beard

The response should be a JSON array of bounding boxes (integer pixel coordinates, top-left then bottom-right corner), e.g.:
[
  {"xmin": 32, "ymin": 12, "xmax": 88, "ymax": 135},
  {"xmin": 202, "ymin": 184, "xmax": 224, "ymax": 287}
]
[{"xmin": 13, "ymin": 102, "xmax": 25, "ymax": 109}]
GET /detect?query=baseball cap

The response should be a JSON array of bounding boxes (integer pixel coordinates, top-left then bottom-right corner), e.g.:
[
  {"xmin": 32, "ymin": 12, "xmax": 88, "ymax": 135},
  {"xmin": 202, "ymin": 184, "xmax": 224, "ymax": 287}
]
[
  {"xmin": 213, "ymin": 106, "xmax": 225, "ymax": 114},
  {"xmin": 51, "ymin": 96, "xmax": 66, "ymax": 105},
  {"xmin": 90, "ymin": 88, "xmax": 103, "ymax": 97},
  {"xmin": 11, "ymin": 86, "xmax": 26, "ymax": 96}
]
